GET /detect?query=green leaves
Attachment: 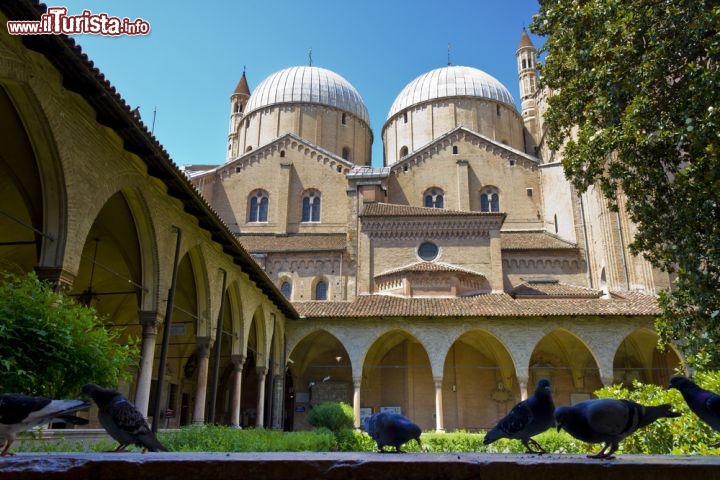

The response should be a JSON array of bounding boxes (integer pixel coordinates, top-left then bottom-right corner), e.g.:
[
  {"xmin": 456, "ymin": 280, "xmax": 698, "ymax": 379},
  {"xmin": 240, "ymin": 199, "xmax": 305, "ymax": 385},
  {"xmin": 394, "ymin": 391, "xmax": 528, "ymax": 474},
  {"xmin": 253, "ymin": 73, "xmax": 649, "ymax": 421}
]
[
  {"xmin": 532, "ymin": 0, "xmax": 720, "ymax": 367},
  {"xmin": 0, "ymin": 272, "xmax": 138, "ymax": 398}
]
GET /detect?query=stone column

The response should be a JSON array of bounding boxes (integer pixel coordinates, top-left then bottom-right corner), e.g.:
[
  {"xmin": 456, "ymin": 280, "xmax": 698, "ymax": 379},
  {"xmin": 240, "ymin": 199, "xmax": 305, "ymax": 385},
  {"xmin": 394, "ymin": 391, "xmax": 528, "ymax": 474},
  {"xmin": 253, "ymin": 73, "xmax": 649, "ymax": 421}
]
[
  {"xmin": 455, "ymin": 159, "xmax": 470, "ymax": 210},
  {"xmin": 229, "ymin": 354, "xmax": 245, "ymax": 427},
  {"xmin": 192, "ymin": 339, "xmax": 211, "ymax": 424},
  {"xmin": 352, "ymin": 376, "xmax": 362, "ymax": 429},
  {"xmin": 518, "ymin": 376, "xmax": 529, "ymax": 401},
  {"xmin": 271, "ymin": 372, "xmax": 284, "ymax": 430},
  {"xmin": 433, "ymin": 377, "xmax": 444, "ymax": 433},
  {"xmin": 256, "ymin": 366, "xmax": 268, "ymax": 428},
  {"xmin": 135, "ymin": 311, "xmax": 160, "ymax": 417}
]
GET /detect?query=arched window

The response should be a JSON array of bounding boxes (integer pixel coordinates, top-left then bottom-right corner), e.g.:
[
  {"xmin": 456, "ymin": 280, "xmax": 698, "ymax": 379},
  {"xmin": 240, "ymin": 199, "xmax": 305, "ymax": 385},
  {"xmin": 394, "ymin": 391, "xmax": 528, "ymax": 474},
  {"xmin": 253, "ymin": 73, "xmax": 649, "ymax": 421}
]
[
  {"xmin": 280, "ymin": 281, "xmax": 292, "ymax": 300},
  {"xmin": 302, "ymin": 189, "xmax": 321, "ymax": 222},
  {"xmin": 403, "ymin": 112, "xmax": 408, "ymax": 124},
  {"xmin": 280, "ymin": 150, "xmax": 285, "ymax": 158},
  {"xmin": 452, "ymin": 146, "xmax": 458, "ymax": 155},
  {"xmin": 314, "ymin": 280, "xmax": 328, "ymax": 300},
  {"xmin": 424, "ymin": 188, "xmax": 444, "ymax": 209},
  {"xmin": 248, "ymin": 190, "xmax": 269, "ymax": 222},
  {"xmin": 399, "ymin": 146, "xmax": 408, "ymax": 158},
  {"xmin": 342, "ymin": 147, "xmax": 350, "ymax": 161},
  {"xmin": 341, "ymin": 113, "xmax": 347, "ymax": 125},
  {"xmin": 480, "ymin": 187, "xmax": 500, "ymax": 212}
]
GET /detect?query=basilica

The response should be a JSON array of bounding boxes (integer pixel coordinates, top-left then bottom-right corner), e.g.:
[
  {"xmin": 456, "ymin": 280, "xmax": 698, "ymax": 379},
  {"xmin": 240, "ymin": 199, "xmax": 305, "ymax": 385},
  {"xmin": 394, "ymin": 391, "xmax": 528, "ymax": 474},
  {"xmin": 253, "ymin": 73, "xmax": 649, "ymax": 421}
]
[{"xmin": 0, "ymin": 0, "xmax": 680, "ymax": 435}]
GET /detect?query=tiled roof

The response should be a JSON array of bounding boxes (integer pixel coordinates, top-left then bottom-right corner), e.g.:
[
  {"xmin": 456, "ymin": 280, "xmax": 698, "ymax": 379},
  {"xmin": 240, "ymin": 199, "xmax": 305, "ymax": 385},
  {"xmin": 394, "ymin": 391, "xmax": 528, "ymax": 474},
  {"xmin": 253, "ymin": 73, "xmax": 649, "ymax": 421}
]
[
  {"xmin": 361, "ymin": 203, "xmax": 505, "ymax": 218},
  {"xmin": 293, "ymin": 292, "xmax": 659, "ymax": 318},
  {"xmin": 511, "ymin": 279, "xmax": 602, "ymax": 298},
  {"xmin": 501, "ymin": 231, "xmax": 578, "ymax": 250},
  {"xmin": 239, "ymin": 234, "xmax": 347, "ymax": 253},
  {"xmin": 376, "ymin": 261, "xmax": 486, "ymax": 278}
]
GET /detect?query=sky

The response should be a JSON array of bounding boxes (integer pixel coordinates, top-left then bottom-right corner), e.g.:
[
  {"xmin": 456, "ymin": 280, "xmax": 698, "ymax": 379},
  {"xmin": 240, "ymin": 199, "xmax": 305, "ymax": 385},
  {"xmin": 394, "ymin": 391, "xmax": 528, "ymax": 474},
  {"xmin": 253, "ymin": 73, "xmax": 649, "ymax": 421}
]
[{"xmin": 59, "ymin": 0, "xmax": 543, "ymax": 168}]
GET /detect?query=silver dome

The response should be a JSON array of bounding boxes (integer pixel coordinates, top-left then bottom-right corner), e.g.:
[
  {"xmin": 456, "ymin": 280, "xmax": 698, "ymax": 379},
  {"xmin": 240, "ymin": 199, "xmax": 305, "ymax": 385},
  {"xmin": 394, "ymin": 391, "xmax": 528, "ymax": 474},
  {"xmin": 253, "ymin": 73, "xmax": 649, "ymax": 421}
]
[
  {"xmin": 244, "ymin": 66, "xmax": 369, "ymax": 125},
  {"xmin": 387, "ymin": 66, "xmax": 516, "ymax": 120}
]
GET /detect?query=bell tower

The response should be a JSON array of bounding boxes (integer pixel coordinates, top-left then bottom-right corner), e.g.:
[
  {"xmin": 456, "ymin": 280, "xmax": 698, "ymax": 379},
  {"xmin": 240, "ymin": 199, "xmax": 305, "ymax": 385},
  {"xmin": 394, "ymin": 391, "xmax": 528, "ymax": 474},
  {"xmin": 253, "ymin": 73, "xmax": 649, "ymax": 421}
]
[
  {"xmin": 517, "ymin": 29, "xmax": 539, "ymax": 153},
  {"xmin": 227, "ymin": 68, "xmax": 251, "ymax": 161}
]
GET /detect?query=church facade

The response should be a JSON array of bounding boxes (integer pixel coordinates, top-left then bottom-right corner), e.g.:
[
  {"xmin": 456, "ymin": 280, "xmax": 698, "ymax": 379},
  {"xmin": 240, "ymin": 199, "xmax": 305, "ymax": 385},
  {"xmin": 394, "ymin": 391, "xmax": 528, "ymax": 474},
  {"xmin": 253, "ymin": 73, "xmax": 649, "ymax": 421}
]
[{"xmin": 186, "ymin": 31, "xmax": 680, "ymax": 431}]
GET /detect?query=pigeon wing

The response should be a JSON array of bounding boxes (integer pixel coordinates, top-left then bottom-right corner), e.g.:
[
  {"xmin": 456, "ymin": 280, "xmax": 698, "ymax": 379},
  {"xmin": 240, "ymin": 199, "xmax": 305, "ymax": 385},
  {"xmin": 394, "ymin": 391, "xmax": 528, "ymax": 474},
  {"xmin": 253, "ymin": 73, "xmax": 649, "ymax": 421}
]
[
  {"xmin": 0, "ymin": 394, "xmax": 51, "ymax": 425},
  {"xmin": 585, "ymin": 399, "xmax": 629, "ymax": 436},
  {"xmin": 110, "ymin": 399, "xmax": 151, "ymax": 437},
  {"xmin": 499, "ymin": 401, "xmax": 533, "ymax": 436},
  {"xmin": 706, "ymin": 393, "xmax": 720, "ymax": 417}
]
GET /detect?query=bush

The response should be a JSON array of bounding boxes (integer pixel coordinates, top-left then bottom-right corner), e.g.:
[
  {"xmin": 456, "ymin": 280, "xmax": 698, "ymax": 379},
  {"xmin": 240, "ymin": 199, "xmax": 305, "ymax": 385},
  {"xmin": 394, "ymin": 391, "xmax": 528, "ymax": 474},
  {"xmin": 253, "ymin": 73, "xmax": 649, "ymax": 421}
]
[
  {"xmin": 0, "ymin": 272, "xmax": 138, "ymax": 397},
  {"xmin": 307, "ymin": 402, "xmax": 354, "ymax": 433}
]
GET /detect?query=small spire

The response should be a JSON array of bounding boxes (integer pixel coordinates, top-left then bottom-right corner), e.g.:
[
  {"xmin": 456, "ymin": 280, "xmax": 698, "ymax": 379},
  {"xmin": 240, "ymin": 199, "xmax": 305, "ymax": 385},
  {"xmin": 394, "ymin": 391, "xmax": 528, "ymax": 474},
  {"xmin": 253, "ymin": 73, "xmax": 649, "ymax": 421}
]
[
  {"xmin": 447, "ymin": 43, "xmax": 452, "ymax": 66},
  {"xmin": 308, "ymin": 48, "xmax": 313, "ymax": 67}
]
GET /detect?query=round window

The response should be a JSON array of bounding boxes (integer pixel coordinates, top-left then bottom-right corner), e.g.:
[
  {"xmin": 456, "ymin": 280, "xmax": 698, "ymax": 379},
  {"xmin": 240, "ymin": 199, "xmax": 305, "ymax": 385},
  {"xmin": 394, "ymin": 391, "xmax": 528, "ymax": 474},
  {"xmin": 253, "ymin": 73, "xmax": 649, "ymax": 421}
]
[{"xmin": 418, "ymin": 242, "xmax": 439, "ymax": 261}]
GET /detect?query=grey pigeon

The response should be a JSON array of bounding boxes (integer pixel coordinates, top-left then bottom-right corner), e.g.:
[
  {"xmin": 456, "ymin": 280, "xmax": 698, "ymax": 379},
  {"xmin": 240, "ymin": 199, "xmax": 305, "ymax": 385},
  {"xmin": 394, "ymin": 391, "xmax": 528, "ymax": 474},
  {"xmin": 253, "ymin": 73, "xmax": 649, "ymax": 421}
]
[
  {"xmin": 483, "ymin": 378, "xmax": 555, "ymax": 453},
  {"xmin": 363, "ymin": 411, "xmax": 421, "ymax": 452},
  {"xmin": 668, "ymin": 375, "xmax": 720, "ymax": 447},
  {"xmin": 81, "ymin": 383, "xmax": 167, "ymax": 452},
  {"xmin": 0, "ymin": 393, "xmax": 89, "ymax": 456},
  {"xmin": 555, "ymin": 398, "xmax": 680, "ymax": 459}
]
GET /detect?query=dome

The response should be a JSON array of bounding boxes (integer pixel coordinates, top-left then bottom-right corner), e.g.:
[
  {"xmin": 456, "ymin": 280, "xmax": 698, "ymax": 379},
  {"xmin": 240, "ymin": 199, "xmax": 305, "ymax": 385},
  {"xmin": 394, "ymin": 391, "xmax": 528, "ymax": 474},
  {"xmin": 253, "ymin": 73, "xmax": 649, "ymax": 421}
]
[
  {"xmin": 244, "ymin": 66, "xmax": 369, "ymax": 125},
  {"xmin": 387, "ymin": 65, "xmax": 516, "ymax": 120}
]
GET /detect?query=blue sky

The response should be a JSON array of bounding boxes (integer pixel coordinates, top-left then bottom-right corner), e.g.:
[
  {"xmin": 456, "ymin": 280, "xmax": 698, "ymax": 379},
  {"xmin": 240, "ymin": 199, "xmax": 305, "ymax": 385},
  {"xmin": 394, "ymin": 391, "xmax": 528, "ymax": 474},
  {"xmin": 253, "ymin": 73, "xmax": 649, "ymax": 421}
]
[{"xmin": 60, "ymin": 0, "xmax": 542, "ymax": 167}]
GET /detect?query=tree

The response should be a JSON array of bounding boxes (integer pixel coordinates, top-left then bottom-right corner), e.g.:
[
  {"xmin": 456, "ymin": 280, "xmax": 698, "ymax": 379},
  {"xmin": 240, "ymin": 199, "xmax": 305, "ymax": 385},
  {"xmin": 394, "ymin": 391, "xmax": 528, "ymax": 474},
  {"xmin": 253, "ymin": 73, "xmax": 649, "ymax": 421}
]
[
  {"xmin": 531, "ymin": 1, "xmax": 720, "ymax": 367},
  {"xmin": 0, "ymin": 272, "xmax": 138, "ymax": 398}
]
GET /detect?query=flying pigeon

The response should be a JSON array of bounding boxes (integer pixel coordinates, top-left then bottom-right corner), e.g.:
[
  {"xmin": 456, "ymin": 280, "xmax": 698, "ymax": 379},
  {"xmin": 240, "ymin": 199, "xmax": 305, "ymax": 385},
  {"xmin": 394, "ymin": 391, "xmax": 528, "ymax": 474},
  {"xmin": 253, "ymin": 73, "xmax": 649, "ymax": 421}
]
[
  {"xmin": 483, "ymin": 378, "xmax": 555, "ymax": 453},
  {"xmin": 668, "ymin": 375, "xmax": 720, "ymax": 447},
  {"xmin": 81, "ymin": 383, "xmax": 167, "ymax": 452},
  {"xmin": 554, "ymin": 398, "xmax": 680, "ymax": 459},
  {"xmin": 363, "ymin": 411, "xmax": 421, "ymax": 452},
  {"xmin": 0, "ymin": 393, "xmax": 89, "ymax": 456}
]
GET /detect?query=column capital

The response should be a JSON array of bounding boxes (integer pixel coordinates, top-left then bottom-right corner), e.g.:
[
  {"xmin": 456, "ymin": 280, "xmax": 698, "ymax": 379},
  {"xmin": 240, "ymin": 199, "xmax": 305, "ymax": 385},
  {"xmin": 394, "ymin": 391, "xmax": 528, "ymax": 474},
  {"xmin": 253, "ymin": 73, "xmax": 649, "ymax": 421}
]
[
  {"xmin": 231, "ymin": 354, "xmax": 246, "ymax": 370},
  {"xmin": 138, "ymin": 310, "xmax": 161, "ymax": 332},
  {"xmin": 196, "ymin": 337, "xmax": 212, "ymax": 358},
  {"xmin": 256, "ymin": 366, "xmax": 268, "ymax": 377},
  {"xmin": 34, "ymin": 266, "xmax": 75, "ymax": 292}
]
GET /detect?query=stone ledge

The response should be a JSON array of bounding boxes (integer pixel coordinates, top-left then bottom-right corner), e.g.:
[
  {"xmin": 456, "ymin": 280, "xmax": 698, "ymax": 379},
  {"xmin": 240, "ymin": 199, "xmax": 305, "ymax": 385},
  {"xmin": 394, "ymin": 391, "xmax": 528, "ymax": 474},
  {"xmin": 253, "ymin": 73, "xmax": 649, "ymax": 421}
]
[{"xmin": 1, "ymin": 452, "xmax": 719, "ymax": 480}]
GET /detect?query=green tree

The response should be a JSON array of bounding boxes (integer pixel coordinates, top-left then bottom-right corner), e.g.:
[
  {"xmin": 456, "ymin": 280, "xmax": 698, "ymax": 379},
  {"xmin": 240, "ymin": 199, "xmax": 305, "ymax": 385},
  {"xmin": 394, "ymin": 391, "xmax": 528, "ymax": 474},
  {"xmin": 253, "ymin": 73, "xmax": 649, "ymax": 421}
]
[
  {"xmin": 0, "ymin": 272, "xmax": 138, "ymax": 398},
  {"xmin": 531, "ymin": 1, "xmax": 720, "ymax": 367}
]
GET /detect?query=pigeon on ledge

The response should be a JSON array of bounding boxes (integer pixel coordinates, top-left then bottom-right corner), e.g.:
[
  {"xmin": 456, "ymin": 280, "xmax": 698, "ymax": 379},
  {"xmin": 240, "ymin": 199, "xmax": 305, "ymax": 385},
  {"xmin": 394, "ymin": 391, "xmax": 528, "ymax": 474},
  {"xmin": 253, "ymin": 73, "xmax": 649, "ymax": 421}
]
[
  {"xmin": 81, "ymin": 383, "xmax": 167, "ymax": 452},
  {"xmin": 363, "ymin": 411, "xmax": 421, "ymax": 453},
  {"xmin": 483, "ymin": 378, "xmax": 555, "ymax": 454},
  {"xmin": 555, "ymin": 398, "xmax": 680, "ymax": 459},
  {"xmin": 668, "ymin": 375, "xmax": 720, "ymax": 447},
  {"xmin": 0, "ymin": 393, "xmax": 89, "ymax": 456}
]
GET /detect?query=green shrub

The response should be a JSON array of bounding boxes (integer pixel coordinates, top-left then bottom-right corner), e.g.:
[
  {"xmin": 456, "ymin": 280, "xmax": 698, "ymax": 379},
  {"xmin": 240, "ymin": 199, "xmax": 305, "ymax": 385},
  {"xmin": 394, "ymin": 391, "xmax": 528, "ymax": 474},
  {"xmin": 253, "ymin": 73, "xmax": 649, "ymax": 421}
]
[
  {"xmin": 160, "ymin": 425, "xmax": 335, "ymax": 452},
  {"xmin": 306, "ymin": 402, "xmax": 354, "ymax": 433}
]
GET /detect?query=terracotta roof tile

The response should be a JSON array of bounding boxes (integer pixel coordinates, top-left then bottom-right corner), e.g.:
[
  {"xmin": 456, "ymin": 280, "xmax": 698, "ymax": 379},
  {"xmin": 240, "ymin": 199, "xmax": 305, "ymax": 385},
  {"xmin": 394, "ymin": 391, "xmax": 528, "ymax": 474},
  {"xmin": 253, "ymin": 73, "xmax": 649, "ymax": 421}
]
[
  {"xmin": 293, "ymin": 292, "xmax": 659, "ymax": 318},
  {"xmin": 501, "ymin": 231, "xmax": 578, "ymax": 250},
  {"xmin": 239, "ymin": 234, "xmax": 346, "ymax": 253},
  {"xmin": 511, "ymin": 279, "xmax": 602, "ymax": 298},
  {"xmin": 376, "ymin": 261, "xmax": 486, "ymax": 278},
  {"xmin": 361, "ymin": 203, "xmax": 504, "ymax": 218}
]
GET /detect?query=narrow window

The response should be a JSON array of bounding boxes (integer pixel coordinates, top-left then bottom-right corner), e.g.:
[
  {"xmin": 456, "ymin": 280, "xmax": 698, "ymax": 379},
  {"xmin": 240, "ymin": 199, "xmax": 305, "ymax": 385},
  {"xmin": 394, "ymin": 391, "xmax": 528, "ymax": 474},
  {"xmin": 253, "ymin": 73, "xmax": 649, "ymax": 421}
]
[
  {"xmin": 424, "ymin": 188, "xmax": 444, "ymax": 209},
  {"xmin": 526, "ymin": 188, "xmax": 533, "ymax": 197},
  {"xmin": 341, "ymin": 113, "xmax": 347, "ymax": 125},
  {"xmin": 280, "ymin": 150, "xmax": 285, "ymax": 158},
  {"xmin": 315, "ymin": 280, "xmax": 328, "ymax": 300},
  {"xmin": 403, "ymin": 112, "xmax": 408, "ymax": 124},
  {"xmin": 342, "ymin": 147, "xmax": 350, "ymax": 161},
  {"xmin": 452, "ymin": 146, "xmax": 458, "ymax": 155},
  {"xmin": 302, "ymin": 190, "xmax": 321, "ymax": 222},
  {"xmin": 249, "ymin": 190, "xmax": 269, "ymax": 222},
  {"xmin": 480, "ymin": 187, "xmax": 500, "ymax": 213},
  {"xmin": 281, "ymin": 281, "xmax": 292, "ymax": 300},
  {"xmin": 496, "ymin": 104, "xmax": 501, "ymax": 116}
]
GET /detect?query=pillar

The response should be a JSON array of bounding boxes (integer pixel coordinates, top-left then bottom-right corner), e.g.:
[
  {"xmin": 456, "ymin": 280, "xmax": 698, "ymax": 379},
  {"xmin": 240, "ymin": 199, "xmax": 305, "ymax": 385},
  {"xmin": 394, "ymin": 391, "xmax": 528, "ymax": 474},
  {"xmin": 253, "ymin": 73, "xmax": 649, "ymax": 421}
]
[
  {"xmin": 456, "ymin": 159, "xmax": 470, "ymax": 210},
  {"xmin": 271, "ymin": 371, "xmax": 284, "ymax": 430},
  {"xmin": 256, "ymin": 366, "xmax": 268, "ymax": 428},
  {"xmin": 229, "ymin": 354, "xmax": 245, "ymax": 427},
  {"xmin": 518, "ymin": 376, "xmax": 529, "ymax": 401},
  {"xmin": 433, "ymin": 377, "xmax": 444, "ymax": 433},
  {"xmin": 353, "ymin": 376, "xmax": 362, "ymax": 429},
  {"xmin": 192, "ymin": 338, "xmax": 211, "ymax": 424},
  {"xmin": 135, "ymin": 311, "xmax": 160, "ymax": 417}
]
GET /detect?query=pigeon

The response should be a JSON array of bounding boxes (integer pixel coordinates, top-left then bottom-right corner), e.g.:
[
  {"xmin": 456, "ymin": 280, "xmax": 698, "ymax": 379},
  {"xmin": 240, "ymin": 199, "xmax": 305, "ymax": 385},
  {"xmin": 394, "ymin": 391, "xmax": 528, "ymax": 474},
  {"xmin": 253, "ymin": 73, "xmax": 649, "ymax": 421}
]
[
  {"xmin": 81, "ymin": 383, "xmax": 167, "ymax": 452},
  {"xmin": 363, "ymin": 411, "xmax": 422, "ymax": 452},
  {"xmin": 668, "ymin": 375, "xmax": 720, "ymax": 447},
  {"xmin": 0, "ymin": 393, "xmax": 89, "ymax": 456},
  {"xmin": 554, "ymin": 398, "xmax": 680, "ymax": 459},
  {"xmin": 483, "ymin": 378, "xmax": 555, "ymax": 453}
]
